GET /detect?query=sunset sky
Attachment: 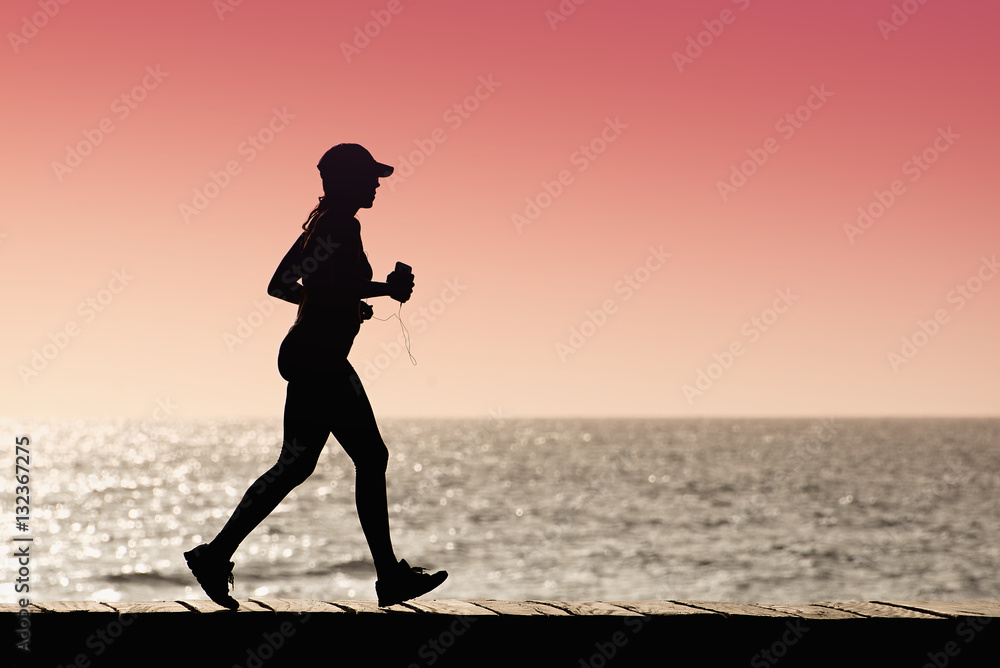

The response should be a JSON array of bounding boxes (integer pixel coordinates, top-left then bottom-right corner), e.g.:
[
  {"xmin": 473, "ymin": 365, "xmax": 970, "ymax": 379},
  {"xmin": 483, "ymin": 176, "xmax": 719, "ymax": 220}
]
[{"xmin": 2, "ymin": 0, "xmax": 998, "ymax": 420}]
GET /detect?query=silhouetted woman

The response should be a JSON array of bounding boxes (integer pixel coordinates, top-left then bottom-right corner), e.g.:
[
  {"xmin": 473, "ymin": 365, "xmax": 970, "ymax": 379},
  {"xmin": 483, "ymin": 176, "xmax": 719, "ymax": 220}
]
[{"xmin": 185, "ymin": 143, "xmax": 446, "ymax": 609}]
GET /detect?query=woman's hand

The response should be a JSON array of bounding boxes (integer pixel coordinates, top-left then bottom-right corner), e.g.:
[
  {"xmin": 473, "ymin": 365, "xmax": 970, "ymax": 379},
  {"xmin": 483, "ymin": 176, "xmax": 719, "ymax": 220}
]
[{"xmin": 386, "ymin": 270, "xmax": 414, "ymax": 303}]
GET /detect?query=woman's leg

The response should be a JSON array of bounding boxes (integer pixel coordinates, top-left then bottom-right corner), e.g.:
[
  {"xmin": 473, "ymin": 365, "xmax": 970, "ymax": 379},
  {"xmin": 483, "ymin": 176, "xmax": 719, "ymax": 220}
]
[
  {"xmin": 327, "ymin": 363, "xmax": 398, "ymax": 579},
  {"xmin": 207, "ymin": 380, "xmax": 330, "ymax": 561}
]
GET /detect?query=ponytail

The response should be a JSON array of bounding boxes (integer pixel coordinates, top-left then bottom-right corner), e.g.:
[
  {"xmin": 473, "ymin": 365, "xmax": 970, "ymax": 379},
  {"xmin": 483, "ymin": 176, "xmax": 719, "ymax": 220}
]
[
  {"xmin": 300, "ymin": 192, "xmax": 331, "ymax": 249},
  {"xmin": 301, "ymin": 176, "xmax": 342, "ymax": 248}
]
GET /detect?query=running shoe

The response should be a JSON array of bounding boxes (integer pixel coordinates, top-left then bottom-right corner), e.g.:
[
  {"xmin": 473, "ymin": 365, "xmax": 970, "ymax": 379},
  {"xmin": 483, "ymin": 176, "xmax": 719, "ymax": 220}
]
[
  {"xmin": 376, "ymin": 559, "xmax": 448, "ymax": 607},
  {"xmin": 184, "ymin": 544, "xmax": 239, "ymax": 610}
]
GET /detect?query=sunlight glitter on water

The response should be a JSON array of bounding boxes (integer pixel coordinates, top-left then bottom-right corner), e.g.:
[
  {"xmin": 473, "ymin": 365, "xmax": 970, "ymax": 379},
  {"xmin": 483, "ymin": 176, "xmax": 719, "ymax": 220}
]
[{"xmin": 3, "ymin": 416, "xmax": 998, "ymax": 604}]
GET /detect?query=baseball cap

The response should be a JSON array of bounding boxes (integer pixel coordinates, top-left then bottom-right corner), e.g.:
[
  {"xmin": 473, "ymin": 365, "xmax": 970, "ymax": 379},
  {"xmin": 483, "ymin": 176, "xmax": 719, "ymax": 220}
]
[{"xmin": 317, "ymin": 143, "xmax": 394, "ymax": 178}]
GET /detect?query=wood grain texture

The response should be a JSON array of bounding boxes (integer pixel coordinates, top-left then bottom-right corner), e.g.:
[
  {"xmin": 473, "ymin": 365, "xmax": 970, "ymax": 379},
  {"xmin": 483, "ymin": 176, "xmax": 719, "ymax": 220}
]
[
  {"xmin": 465, "ymin": 600, "xmax": 571, "ymax": 616},
  {"xmin": 249, "ymin": 598, "xmax": 347, "ymax": 614},
  {"xmin": 608, "ymin": 600, "xmax": 722, "ymax": 616},
  {"xmin": 814, "ymin": 601, "xmax": 944, "ymax": 619},
  {"xmin": 401, "ymin": 599, "xmax": 499, "ymax": 616},
  {"xmin": 527, "ymin": 600, "xmax": 645, "ymax": 616},
  {"xmin": 873, "ymin": 600, "xmax": 1000, "ymax": 618},
  {"xmin": 670, "ymin": 601, "xmax": 791, "ymax": 617}
]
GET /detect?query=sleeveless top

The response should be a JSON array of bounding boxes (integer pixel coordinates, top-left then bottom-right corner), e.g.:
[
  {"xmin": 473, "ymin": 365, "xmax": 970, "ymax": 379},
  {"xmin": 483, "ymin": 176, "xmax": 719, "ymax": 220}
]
[{"xmin": 277, "ymin": 213, "xmax": 372, "ymax": 381}]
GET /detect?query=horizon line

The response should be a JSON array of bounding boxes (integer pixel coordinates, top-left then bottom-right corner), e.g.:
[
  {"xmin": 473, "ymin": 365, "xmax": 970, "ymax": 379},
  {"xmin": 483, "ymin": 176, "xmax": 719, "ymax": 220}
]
[{"xmin": 3, "ymin": 413, "xmax": 1000, "ymax": 423}]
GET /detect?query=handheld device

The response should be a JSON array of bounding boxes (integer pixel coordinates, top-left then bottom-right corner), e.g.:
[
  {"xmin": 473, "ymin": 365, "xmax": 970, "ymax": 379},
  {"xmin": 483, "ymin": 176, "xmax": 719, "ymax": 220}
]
[{"xmin": 380, "ymin": 262, "xmax": 416, "ymax": 365}]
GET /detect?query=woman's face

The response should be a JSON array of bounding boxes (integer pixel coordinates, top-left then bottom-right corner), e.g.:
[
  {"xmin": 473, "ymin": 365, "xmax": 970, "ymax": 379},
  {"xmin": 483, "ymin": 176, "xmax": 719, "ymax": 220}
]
[
  {"xmin": 327, "ymin": 172, "xmax": 381, "ymax": 210},
  {"xmin": 357, "ymin": 173, "xmax": 380, "ymax": 208}
]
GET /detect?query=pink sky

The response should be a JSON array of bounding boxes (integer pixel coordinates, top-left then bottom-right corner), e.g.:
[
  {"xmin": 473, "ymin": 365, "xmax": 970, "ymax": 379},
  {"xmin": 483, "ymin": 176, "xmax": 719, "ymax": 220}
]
[{"xmin": 2, "ymin": 0, "xmax": 999, "ymax": 420}]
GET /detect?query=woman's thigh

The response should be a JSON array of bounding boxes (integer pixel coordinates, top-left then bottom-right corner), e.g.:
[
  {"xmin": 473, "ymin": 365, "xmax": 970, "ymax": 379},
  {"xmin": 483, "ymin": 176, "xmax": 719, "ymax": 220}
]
[
  {"xmin": 280, "ymin": 380, "xmax": 333, "ymax": 476},
  {"xmin": 325, "ymin": 362, "xmax": 389, "ymax": 471}
]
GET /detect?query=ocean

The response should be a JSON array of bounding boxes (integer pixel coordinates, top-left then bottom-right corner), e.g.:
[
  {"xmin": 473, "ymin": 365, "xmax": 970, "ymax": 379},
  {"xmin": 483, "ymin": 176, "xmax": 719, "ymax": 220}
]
[{"xmin": 2, "ymin": 417, "xmax": 998, "ymax": 605}]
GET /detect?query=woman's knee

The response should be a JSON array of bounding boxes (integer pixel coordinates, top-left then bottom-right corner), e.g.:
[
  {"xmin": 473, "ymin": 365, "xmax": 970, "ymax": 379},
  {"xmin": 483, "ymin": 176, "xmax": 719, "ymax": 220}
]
[
  {"xmin": 267, "ymin": 449, "xmax": 319, "ymax": 489},
  {"xmin": 353, "ymin": 441, "xmax": 389, "ymax": 474}
]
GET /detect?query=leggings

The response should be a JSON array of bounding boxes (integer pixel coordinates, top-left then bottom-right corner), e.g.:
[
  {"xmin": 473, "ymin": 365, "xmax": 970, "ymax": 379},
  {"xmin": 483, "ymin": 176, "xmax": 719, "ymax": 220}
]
[{"xmin": 209, "ymin": 359, "xmax": 397, "ymax": 575}]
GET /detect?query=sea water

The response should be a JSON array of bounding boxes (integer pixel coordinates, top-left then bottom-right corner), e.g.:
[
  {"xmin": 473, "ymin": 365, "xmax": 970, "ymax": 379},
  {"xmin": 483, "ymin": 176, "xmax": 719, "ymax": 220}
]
[{"xmin": 1, "ymin": 417, "xmax": 997, "ymax": 604}]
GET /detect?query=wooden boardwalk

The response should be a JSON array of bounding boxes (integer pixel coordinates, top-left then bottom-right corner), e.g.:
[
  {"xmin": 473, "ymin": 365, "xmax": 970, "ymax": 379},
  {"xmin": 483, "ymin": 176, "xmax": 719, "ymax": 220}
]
[{"xmin": 3, "ymin": 599, "xmax": 998, "ymax": 666}]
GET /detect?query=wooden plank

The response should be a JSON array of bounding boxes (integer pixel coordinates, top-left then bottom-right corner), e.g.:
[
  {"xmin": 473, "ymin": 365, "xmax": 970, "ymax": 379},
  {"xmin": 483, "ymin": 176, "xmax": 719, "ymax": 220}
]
[
  {"xmin": 179, "ymin": 598, "xmax": 270, "ymax": 613},
  {"xmin": 329, "ymin": 600, "xmax": 417, "ymax": 614},
  {"xmin": 814, "ymin": 602, "xmax": 943, "ymax": 619},
  {"xmin": 13, "ymin": 599, "xmax": 1000, "ymax": 620},
  {"xmin": 528, "ymin": 600, "xmax": 643, "ymax": 616},
  {"xmin": 401, "ymin": 599, "xmax": 499, "ymax": 616},
  {"xmin": 249, "ymin": 598, "xmax": 346, "ymax": 614},
  {"xmin": 759, "ymin": 604, "xmax": 864, "ymax": 620},
  {"xmin": 32, "ymin": 601, "xmax": 116, "ymax": 613},
  {"xmin": 466, "ymin": 600, "xmax": 571, "ymax": 616},
  {"xmin": 607, "ymin": 600, "xmax": 721, "ymax": 616},
  {"xmin": 874, "ymin": 600, "xmax": 1000, "ymax": 618},
  {"xmin": 103, "ymin": 601, "xmax": 191, "ymax": 614},
  {"xmin": 671, "ymin": 601, "xmax": 790, "ymax": 618}
]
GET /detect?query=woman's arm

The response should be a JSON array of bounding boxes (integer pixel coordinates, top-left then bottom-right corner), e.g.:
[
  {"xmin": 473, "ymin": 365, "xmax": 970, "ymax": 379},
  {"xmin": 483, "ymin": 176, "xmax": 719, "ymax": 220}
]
[
  {"xmin": 272, "ymin": 220, "xmax": 413, "ymax": 303},
  {"xmin": 359, "ymin": 282, "xmax": 392, "ymax": 299},
  {"xmin": 267, "ymin": 236, "xmax": 305, "ymax": 304},
  {"xmin": 340, "ymin": 276, "xmax": 411, "ymax": 302}
]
